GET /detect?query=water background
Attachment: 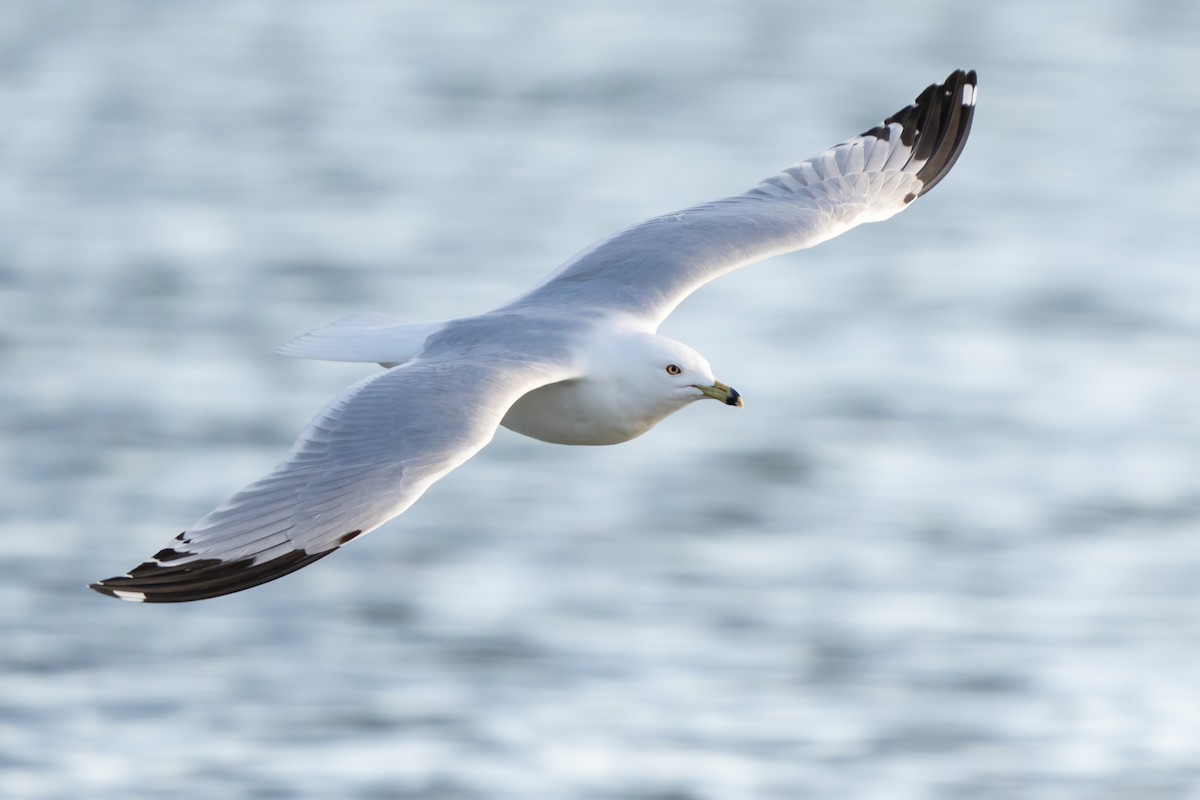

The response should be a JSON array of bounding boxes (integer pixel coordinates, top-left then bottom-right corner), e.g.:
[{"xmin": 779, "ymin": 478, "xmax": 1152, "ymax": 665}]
[{"xmin": 4, "ymin": 1, "xmax": 1200, "ymax": 797}]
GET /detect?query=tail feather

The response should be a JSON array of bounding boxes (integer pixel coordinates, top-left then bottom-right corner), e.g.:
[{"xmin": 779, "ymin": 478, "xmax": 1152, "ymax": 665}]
[{"xmin": 275, "ymin": 312, "xmax": 441, "ymax": 366}]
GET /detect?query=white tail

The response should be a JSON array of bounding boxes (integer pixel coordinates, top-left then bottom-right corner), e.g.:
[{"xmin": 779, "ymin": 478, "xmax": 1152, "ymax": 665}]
[{"xmin": 275, "ymin": 312, "xmax": 443, "ymax": 366}]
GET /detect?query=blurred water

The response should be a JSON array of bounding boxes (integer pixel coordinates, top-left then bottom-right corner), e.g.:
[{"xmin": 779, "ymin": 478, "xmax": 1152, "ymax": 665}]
[{"xmin": 4, "ymin": 1, "xmax": 1200, "ymax": 798}]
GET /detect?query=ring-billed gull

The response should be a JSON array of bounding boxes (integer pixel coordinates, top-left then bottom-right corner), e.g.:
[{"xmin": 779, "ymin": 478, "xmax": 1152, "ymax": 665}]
[{"xmin": 92, "ymin": 69, "xmax": 977, "ymax": 602}]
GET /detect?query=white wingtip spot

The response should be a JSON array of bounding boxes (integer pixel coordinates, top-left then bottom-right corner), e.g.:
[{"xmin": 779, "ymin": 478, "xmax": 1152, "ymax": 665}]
[
  {"xmin": 112, "ymin": 589, "xmax": 148, "ymax": 602},
  {"xmin": 963, "ymin": 83, "xmax": 977, "ymax": 107}
]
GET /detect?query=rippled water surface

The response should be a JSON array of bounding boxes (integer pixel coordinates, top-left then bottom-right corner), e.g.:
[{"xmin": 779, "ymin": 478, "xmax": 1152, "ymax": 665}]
[{"xmin": 5, "ymin": 1, "xmax": 1200, "ymax": 798}]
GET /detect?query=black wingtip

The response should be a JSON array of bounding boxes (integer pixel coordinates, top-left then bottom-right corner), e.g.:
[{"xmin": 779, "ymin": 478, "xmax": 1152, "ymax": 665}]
[
  {"xmin": 863, "ymin": 69, "xmax": 978, "ymax": 197},
  {"xmin": 89, "ymin": 548, "xmax": 335, "ymax": 603},
  {"xmin": 913, "ymin": 69, "xmax": 977, "ymax": 196}
]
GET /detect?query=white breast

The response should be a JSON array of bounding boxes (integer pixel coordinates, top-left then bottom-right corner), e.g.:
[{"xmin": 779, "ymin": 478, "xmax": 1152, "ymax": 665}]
[{"xmin": 501, "ymin": 379, "xmax": 674, "ymax": 446}]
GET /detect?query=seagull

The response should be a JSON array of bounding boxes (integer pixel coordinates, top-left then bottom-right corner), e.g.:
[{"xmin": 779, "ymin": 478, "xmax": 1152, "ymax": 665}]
[{"xmin": 92, "ymin": 69, "xmax": 977, "ymax": 602}]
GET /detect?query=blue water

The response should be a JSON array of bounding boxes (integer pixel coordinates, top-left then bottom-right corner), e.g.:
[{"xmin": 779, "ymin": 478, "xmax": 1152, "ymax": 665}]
[{"xmin": 5, "ymin": 1, "xmax": 1200, "ymax": 798}]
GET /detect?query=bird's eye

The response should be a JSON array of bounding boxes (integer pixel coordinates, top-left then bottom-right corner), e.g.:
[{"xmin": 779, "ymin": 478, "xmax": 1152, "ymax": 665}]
[{"xmin": 665, "ymin": 364, "xmax": 682, "ymax": 376}]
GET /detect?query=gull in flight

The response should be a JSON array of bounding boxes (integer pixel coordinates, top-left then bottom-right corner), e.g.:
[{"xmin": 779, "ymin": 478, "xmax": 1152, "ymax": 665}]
[{"xmin": 92, "ymin": 70, "xmax": 977, "ymax": 602}]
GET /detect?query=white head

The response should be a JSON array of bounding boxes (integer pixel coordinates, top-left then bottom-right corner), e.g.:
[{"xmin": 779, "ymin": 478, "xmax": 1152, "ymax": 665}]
[
  {"xmin": 619, "ymin": 332, "xmax": 741, "ymax": 408},
  {"xmin": 578, "ymin": 331, "xmax": 742, "ymax": 441},
  {"xmin": 501, "ymin": 330, "xmax": 742, "ymax": 446}
]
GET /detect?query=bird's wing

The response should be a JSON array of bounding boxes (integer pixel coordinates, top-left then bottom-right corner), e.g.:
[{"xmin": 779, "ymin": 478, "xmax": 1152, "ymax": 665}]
[
  {"xmin": 90, "ymin": 355, "xmax": 572, "ymax": 602},
  {"xmin": 505, "ymin": 69, "xmax": 976, "ymax": 329}
]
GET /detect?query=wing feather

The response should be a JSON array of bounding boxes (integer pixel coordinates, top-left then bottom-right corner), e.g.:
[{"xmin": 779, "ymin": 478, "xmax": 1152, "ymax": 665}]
[
  {"xmin": 91, "ymin": 356, "xmax": 571, "ymax": 602},
  {"xmin": 506, "ymin": 70, "xmax": 976, "ymax": 328}
]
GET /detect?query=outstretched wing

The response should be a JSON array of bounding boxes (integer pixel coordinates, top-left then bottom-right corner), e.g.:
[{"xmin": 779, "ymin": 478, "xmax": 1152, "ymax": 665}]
[
  {"xmin": 90, "ymin": 356, "xmax": 571, "ymax": 602},
  {"xmin": 506, "ymin": 69, "xmax": 976, "ymax": 328}
]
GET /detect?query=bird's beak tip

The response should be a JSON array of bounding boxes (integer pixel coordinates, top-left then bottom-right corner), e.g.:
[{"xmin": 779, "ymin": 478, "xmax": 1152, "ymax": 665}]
[{"xmin": 702, "ymin": 380, "xmax": 742, "ymax": 407}]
